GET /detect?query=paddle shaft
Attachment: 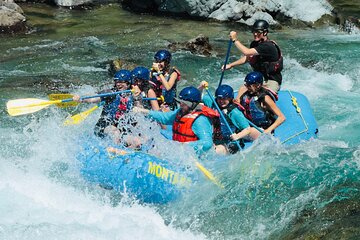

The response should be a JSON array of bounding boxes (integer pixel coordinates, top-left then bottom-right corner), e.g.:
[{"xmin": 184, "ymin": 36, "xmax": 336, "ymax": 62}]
[
  {"xmin": 143, "ymin": 97, "xmax": 161, "ymax": 101},
  {"xmin": 245, "ymin": 118, "xmax": 264, "ymax": 133},
  {"xmin": 51, "ymin": 92, "xmax": 159, "ymax": 102},
  {"xmin": 205, "ymin": 89, "xmax": 242, "ymax": 150},
  {"xmin": 218, "ymin": 40, "xmax": 233, "ymax": 88},
  {"xmin": 78, "ymin": 90, "xmax": 133, "ymax": 101}
]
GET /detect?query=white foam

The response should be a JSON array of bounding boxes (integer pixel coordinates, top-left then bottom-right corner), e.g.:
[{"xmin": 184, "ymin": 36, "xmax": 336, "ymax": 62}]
[
  {"xmin": 61, "ymin": 63, "xmax": 107, "ymax": 73},
  {"xmin": 282, "ymin": 57, "xmax": 353, "ymax": 100},
  {"xmin": 0, "ymin": 114, "xmax": 206, "ymax": 240}
]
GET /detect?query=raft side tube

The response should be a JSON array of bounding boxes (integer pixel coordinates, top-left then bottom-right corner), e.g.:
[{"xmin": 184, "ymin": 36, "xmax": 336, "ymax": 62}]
[
  {"xmin": 78, "ymin": 146, "xmax": 196, "ymax": 204},
  {"xmin": 275, "ymin": 90, "xmax": 318, "ymax": 144}
]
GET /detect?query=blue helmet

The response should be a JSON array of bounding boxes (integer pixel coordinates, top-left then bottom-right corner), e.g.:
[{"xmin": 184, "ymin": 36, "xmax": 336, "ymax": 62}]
[
  {"xmin": 113, "ymin": 69, "xmax": 132, "ymax": 83},
  {"xmin": 154, "ymin": 50, "xmax": 172, "ymax": 63},
  {"xmin": 215, "ymin": 85, "xmax": 234, "ymax": 99},
  {"xmin": 178, "ymin": 86, "xmax": 201, "ymax": 103},
  {"xmin": 131, "ymin": 66, "xmax": 150, "ymax": 81},
  {"xmin": 244, "ymin": 71, "xmax": 264, "ymax": 85}
]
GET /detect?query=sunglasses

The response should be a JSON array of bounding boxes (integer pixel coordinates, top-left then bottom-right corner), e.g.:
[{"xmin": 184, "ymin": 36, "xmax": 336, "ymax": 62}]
[
  {"xmin": 115, "ymin": 81, "xmax": 129, "ymax": 85},
  {"xmin": 252, "ymin": 30, "xmax": 264, "ymax": 34}
]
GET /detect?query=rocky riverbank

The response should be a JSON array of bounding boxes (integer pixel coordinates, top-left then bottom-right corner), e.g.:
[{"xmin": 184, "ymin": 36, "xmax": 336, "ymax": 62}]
[{"xmin": 1, "ymin": 0, "xmax": 359, "ymax": 35}]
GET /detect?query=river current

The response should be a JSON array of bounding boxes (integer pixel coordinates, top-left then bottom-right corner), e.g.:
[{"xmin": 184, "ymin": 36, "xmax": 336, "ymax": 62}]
[{"xmin": 0, "ymin": 3, "xmax": 359, "ymax": 240}]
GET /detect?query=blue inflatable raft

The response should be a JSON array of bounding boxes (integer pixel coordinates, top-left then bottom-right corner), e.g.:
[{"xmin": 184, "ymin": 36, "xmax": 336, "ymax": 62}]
[
  {"xmin": 78, "ymin": 90, "xmax": 318, "ymax": 204},
  {"xmin": 78, "ymin": 141, "xmax": 197, "ymax": 204}
]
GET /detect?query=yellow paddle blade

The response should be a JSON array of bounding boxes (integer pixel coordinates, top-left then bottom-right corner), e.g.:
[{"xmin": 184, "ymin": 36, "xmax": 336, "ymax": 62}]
[
  {"xmin": 6, "ymin": 98, "xmax": 60, "ymax": 116},
  {"xmin": 48, "ymin": 94, "xmax": 78, "ymax": 107},
  {"xmin": 195, "ymin": 162, "xmax": 224, "ymax": 189},
  {"xmin": 64, "ymin": 105, "xmax": 99, "ymax": 126}
]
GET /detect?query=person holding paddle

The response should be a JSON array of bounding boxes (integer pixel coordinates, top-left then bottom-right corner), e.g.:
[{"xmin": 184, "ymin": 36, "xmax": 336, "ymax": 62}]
[
  {"xmin": 131, "ymin": 66, "xmax": 161, "ymax": 111},
  {"xmin": 73, "ymin": 69, "xmax": 137, "ymax": 141},
  {"xmin": 223, "ymin": 20, "xmax": 283, "ymax": 97},
  {"xmin": 133, "ymin": 86, "xmax": 218, "ymax": 154},
  {"xmin": 199, "ymin": 82, "xmax": 261, "ymax": 154},
  {"xmin": 238, "ymin": 71, "xmax": 285, "ymax": 134}
]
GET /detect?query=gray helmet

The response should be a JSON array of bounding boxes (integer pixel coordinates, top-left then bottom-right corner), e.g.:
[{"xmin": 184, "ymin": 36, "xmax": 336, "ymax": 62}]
[{"xmin": 252, "ymin": 20, "xmax": 269, "ymax": 32}]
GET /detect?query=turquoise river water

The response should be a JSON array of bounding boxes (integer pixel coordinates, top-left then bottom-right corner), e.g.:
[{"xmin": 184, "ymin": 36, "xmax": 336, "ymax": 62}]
[{"xmin": 0, "ymin": 3, "xmax": 359, "ymax": 240}]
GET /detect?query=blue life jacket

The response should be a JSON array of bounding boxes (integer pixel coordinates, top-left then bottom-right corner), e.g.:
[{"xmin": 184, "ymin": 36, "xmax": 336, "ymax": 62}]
[
  {"xmin": 101, "ymin": 91, "xmax": 133, "ymax": 122},
  {"xmin": 150, "ymin": 67, "xmax": 180, "ymax": 110},
  {"xmin": 240, "ymin": 88, "xmax": 277, "ymax": 129},
  {"xmin": 213, "ymin": 103, "xmax": 243, "ymax": 142}
]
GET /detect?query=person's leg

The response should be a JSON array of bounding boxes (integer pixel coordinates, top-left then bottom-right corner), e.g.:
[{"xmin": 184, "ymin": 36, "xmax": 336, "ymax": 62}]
[
  {"xmin": 248, "ymin": 127, "xmax": 262, "ymax": 140},
  {"xmin": 103, "ymin": 125, "xmax": 121, "ymax": 144},
  {"xmin": 214, "ymin": 144, "xmax": 228, "ymax": 155},
  {"xmin": 263, "ymin": 80, "xmax": 280, "ymax": 93}
]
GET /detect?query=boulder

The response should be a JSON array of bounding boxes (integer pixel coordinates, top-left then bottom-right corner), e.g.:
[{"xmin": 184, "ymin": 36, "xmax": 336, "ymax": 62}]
[
  {"xmin": 54, "ymin": 0, "xmax": 93, "ymax": 7},
  {"xmin": 108, "ymin": 58, "xmax": 137, "ymax": 77},
  {"xmin": 0, "ymin": 0, "xmax": 27, "ymax": 34},
  {"xmin": 168, "ymin": 34, "xmax": 213, "ymax": 56}
]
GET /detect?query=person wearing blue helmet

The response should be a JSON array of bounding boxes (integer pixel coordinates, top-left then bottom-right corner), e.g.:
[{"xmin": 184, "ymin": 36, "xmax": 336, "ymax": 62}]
[
  {"xmin": 73, "ymin": 69, "xmax": 136, "ymax": 140},
  {"xmin": 199, "ymin": 82, "xmax": 260, "ymax": 154},
  {"xmin": 131, "ymin": 66, "xmax": 161, "ymax": 111},
  {"xmin": 238, "ymin": 71, "xmax": 285, "ymax": 134},
  {"xmin": 133, "ymin": 86, "xmax": 218, "ymax": 154},
  {"xmin": 223, "ymin": 20, "xmax": 283, "ymax": 96},
  {"xmin": 151, "ymin": 49, "xmax": 181, "ymax": 111}
]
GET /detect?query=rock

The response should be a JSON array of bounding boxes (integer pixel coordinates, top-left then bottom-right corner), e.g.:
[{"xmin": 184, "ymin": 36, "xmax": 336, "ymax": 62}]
[
  {"xmin": 121, "ymin": 0, "xmax": 158, "ymax": 13},
  {"xmin": 108, "ymin": 59, "xmax": 137, "ymax": 77},
  {"xmin": 54, "ymin": 0, "xmax": 93, "ymax": 7},
  {"xmin": 168, "ymin": 34, "xmax": 213, "ymax": 56},
  {"xmin": 0, "ymin": 0, "xmax": 27, "ymax": 34}
]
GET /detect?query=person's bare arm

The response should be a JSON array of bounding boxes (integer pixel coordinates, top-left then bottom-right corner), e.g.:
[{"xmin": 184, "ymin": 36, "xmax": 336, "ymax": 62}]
[
  {"xmin": 230, "ymin": 31, "xmax": 258, "ymax": 56},
  {"xmin": 148, "ymin": 89, "xmax": 160, "ymax": 111},
  {"xmin": 263, "ymin": 95, "xmax": 286, "ymax": 133},
  {"xmin": 158, "ymin": 71, "xmax": 177, "ymax": 91}
]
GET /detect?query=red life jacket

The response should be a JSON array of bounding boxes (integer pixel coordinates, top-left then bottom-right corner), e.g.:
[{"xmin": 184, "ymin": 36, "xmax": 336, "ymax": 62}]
[{"xmin": 172, "ymin": 105, "xmax": 219, "ymax": 142}]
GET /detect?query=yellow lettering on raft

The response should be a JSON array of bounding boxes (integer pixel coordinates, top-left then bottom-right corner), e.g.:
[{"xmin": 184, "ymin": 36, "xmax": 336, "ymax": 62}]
[
  {"xmin": 156, "ymin": 165, "xmax": 162, "ymax": 177},
  {"xmin": 147, "ymin": 161, "xmax": 191, "ymax": 187},
  {"xmin": 148, "ymin": 162, "xmax": 156, "ymax": 175}
]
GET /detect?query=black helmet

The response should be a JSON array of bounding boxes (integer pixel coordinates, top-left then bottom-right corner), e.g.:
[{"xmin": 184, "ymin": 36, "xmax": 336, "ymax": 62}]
[{"xmin": 252, "ymin": 20, "xmax": 269, "ymax": 32}]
